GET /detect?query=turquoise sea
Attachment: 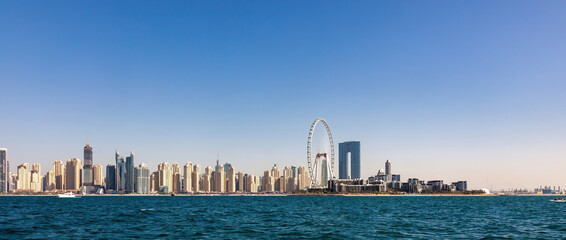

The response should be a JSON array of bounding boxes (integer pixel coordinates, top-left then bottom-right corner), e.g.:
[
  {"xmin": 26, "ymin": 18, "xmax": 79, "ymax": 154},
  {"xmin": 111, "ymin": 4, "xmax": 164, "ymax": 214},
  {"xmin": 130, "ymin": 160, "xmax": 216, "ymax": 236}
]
[{"xmin": 1, "ymin": 196, "xmax": 565, "ymax": 239}]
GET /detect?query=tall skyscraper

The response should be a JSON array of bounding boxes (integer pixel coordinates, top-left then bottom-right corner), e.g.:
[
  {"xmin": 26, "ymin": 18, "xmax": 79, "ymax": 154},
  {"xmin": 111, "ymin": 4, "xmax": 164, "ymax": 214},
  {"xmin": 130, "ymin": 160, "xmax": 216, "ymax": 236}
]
[
  {"xmin": 339, "ymin": 141, "xmax": 361, "ymax": 179},
  {"xmin": 31, "ymin": 163, "xmax": 42, "ymax": 192},
  {"xmin": 158, "ymin": 162, "xmax": 172, "ymax": 193},
  {"xmin": 83, "ymin": 144, "xmax": 93, "ymax": 186},
  {"xmin": 227, "ymin": 166, "xmax": 235, "ymax": 193},
  {"xmin": 0, "ymin": 148, "xmax": 7, "ymax": 193},
  {"xmin": 106, "ymin": 164, "xmax": 116, "ymax": 191},
  {"xmin": 203, "ymin": 166, "xmax": 212, "ymax": 192},
  {"xmin": 65, "ymin": 158, "xmax": 82, "ymax": 190},
  {"xmin": 93, "ymin": 164, "xmax": 102, "ymax": 186},
  {"xmin": 115, "ymin": 151, "xmax": 125, "ymax": 191},
  {"xmin": 237, "ymin": 171, "xmax": 244, "ymax": 192},
  {"xmin": 135, "ymin": 163, "xmax": 150, "ymax": 194},
  {"xmin": 385, "ymin": 160, "xmax": 392, "ymax": 182},
  {"xmin": 46, "ymin": 170, "xmax": 56, "ymax": 191},
  {"xmin": 53, "ymin": 160, "xmax": 65, "ymax": 190},
  {"xmin": 183, "ymin": 162, "xmax": 193, "ymax": 192},
  {"xmin": 192, "ymin": 164, "xmax": 201, "ymax": 192},
  {"xmin": 215, "ymin": 165, "xmax": 225, "ymax": 193},
  {"xmin": 16, "ymin": 163, "xmax": 31, "ymax": 190},
  {"xmin": 125, "ymin": 152, "xmax": 135, "ymax": 193},
  {"xmin": 171, "ymin": 162, "xmax": 181, "ymax": 193}
]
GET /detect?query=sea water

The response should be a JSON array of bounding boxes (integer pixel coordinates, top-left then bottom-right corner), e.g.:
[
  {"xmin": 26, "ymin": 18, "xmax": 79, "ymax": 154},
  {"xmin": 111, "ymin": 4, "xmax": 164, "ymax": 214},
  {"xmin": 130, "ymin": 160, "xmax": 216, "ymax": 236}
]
[{"xmin": 1, "ymin": 196, "xmax": 565, "ymax": 239}]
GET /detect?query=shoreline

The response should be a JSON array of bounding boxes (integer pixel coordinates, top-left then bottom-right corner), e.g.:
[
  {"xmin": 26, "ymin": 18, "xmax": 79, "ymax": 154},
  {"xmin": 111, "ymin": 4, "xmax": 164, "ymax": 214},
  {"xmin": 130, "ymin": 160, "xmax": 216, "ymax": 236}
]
[{"xmin": 0, "ymin": 193, "xmax": 561, "ymax": 197}]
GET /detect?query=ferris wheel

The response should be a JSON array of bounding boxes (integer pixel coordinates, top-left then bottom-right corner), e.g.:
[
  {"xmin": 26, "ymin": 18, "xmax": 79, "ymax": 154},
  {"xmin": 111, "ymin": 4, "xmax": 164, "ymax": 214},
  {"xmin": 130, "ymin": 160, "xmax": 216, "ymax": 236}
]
[{"xmin": 306, "ymin": 118, "xmax": 335, "ymax": 188}]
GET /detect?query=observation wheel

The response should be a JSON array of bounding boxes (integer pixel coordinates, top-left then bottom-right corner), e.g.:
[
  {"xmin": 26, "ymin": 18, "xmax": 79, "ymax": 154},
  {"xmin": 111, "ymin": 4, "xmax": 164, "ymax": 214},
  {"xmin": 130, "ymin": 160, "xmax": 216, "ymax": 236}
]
[{"xmin": 306, "ymin": 118, "xmax": 335, "ymax": 187}]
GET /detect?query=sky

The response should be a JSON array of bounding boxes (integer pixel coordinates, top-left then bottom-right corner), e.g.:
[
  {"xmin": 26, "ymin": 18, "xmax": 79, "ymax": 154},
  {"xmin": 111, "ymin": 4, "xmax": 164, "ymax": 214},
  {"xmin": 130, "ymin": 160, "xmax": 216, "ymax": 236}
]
[{"xmin": 1, "ymin": 1, "xmax": 565, "ymax": 190}]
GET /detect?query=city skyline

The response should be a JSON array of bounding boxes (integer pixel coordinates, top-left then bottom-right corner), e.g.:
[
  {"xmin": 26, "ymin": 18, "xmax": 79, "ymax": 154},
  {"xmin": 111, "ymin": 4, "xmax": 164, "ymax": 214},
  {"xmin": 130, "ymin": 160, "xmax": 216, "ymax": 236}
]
[{"xmin": 1, "ymin": 2, "xmax": 566, "ymax": 190}]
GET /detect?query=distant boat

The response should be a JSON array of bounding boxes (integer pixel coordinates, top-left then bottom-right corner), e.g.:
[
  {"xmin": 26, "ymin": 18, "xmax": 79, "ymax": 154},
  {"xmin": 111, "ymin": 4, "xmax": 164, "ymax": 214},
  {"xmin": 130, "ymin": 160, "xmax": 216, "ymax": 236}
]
[
  {"xmin": 58, "ymin": 192, "xmax": 78, "ymax": 198},
  {"xmin": 551, "ymin": 197, "xmax": 565, "ymax": 202}
]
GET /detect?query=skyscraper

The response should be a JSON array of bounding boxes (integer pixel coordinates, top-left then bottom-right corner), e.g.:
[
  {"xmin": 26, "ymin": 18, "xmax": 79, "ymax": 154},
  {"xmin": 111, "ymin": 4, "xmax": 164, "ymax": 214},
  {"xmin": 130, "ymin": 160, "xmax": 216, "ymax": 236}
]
[
  {"xmin": 183, "ymin": 162, "xmax": 193, "ymax": 192},
  {"xmin": 83, "ymin": 144, "xmax": 93, "ymax": 186},
  {"xmin": 125, "ymin": 152, "xmax": 135, "ymax": 193},
  {"xmin": 65, "ymin": 158, "xmax": 82, "ymax": 190},
  {"xmin": 203, "ymin": 166, "xmax": 212, "ymax": 192},
  {"xmin": 53, "ymin": 160, "xmax": 65, "ymax": 190},
  {"xmin": 93, "ymin": 164, "xmax": 102, "ymax": 186},
  {"xmin": 31, "ymin": 163, "xmax": 42, "ymax": 192},
  {"xmin": 0, "ymin": 148, "xmax": 7, "ymax": 193},
  {"xmin": 192, "ymin": 164, "xmax": 201, "ymax": 192},
  {"xmin": 171, "ymin": 162, "xmax": 181, "ymax": 193},
  {"xmin": 106, "ymin": 164, "xmax": 116, "ymax": 191},
  {"xmin": 237, "ymin": 171, "xmax": 244, "ymax": 192},
  {"xmin": 339, "ymin": 141, "xmax": 361, "ymax": 179},
  {"xmin": 115, "ymin": 151, "xmax": 125, "ymax": 191},
  {"xmin": 215, "ymin": 165, "xmax": 225, "ymax": 193},
  {"xmin": 46, "ymin": 170, "xmax": 56, "ymax": 191},
  {"xmin": 135, "ymin": 163, "xmax": 150, "ymax": 194},
  {"xmin": 227, "ymin": 166, "xmax": 235, "ymax": 193},
  {"xmin": 158, "ymin": 162, "xmax": 172, "ymax": 193},
  {"xmin": 16, "ymin": 163, "xmax": 30, "ymax": 190},
  {"xmin": 385, "ymin": 160, "xmax": 392, "ymax": 182}
]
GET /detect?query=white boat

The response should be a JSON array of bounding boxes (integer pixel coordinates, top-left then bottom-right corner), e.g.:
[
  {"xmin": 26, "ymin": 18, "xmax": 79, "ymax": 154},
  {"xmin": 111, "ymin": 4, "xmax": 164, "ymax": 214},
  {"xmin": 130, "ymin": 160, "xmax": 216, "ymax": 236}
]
[
  {"xmin": 58, "ymin": 192, "xmax": 78, "ymax": 198},
  {"xmin": 551, "ymin": 198, "xmax": 565, "ymax": 202}
]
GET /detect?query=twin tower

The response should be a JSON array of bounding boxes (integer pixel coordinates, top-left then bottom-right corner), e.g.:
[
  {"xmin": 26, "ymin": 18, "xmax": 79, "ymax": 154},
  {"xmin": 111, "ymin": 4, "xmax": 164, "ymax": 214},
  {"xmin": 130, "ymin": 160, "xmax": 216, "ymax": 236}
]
[{"xmin": 338, "ymin": 141, "xmax": 360, "ymax": 179}]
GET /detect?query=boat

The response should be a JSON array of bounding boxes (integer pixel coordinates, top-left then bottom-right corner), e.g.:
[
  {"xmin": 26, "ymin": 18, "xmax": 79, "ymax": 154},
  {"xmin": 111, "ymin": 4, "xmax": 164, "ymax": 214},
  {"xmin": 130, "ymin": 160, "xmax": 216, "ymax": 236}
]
[
  {"xmin": 551, "ymin": 197, "xmax": 565, "ymax": 202},
  {"xmin": 58, "ymin": 192, "xmax": 79, "ymax": 198}
]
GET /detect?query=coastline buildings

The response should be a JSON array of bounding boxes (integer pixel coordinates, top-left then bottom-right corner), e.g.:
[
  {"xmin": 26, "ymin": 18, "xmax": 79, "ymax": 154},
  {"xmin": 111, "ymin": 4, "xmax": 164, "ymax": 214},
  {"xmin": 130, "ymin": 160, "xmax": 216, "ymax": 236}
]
[
  {"xmin": 339, "ymin": 141, "xmax": 360, "ymax": 179},
  {"xmin": 106, "ymin": 164, "xmax": 116, "ymax": 191},
  {"xmin": 115, "ymin": 151, "xmax": 125, "ymax": 191},
  {"xmin": 183, "ymin": 162, "xmax": 193, "ymax": 192},
  {"xmin": 93, "ymin": 164, "xmax": 102, "ymax": 186},
  {"xmin": 53, "ymin": 160, "xmax": 65, "ymax": 190},
  {"xmin": 135, "ymin": 163, "xmax": 150, "ymax": 194},
  {"xmin": 0, "ymin": 148, "xmax": 8, "ymax": 193},
  {"xmin": 192, "ymin": 164, "xmax": 200, "ymax": 193},
  {"xmin": 125, "ymin": 153, "xmax": 135, "ymax": 193},
  {"xmin": 158, "ymin": 162, "xmax": 172, "ymax": 193},
  {"xmin": 65, "ymin": 158, "xmax": 82, "ymax": 190},
  {"xmin": 83, "ymin": 144, "xmax": 93, "ymax": 186},
  {"xmin": 16, "ymin": 163, "xmax": 31, "ymax": 190}
]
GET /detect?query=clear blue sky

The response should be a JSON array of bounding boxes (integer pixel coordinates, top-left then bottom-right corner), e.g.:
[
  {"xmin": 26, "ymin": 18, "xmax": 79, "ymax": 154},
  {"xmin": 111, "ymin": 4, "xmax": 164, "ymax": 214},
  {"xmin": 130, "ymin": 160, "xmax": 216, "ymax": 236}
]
[{"xmin": 1, "ymin": 1, "xmax": 565, "ymax": 190}]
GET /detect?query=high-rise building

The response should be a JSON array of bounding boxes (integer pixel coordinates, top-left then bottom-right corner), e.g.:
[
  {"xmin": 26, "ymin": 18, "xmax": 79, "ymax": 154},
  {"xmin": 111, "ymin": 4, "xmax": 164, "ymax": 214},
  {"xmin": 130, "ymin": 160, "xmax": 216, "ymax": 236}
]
[
  {"xmin": 297, "ymin": 166, "xmax": 309, "ymax": 190},
  {"xmin": 135, "ymin": 163, "xmax": 150, "ymax": 194},
  {"xmin": 125, "ymin": 152, "xmax": 135, "ymax": 193},
  {"xmin": 385, "ymin": 160, "xmax": 391, "ymax": 182},
  {"xmin": 65, "ymin": 158, "xmax": 82, "ymax": 190},
  {"xmin": 46, "ymin": 170, "xmax": 56, "ymax": 191},
  {"xmin": 215, "ymin": 165, "xmax": 225, "ymax": 193},
  {"xmin": 183, "ymin": 162, "xmax": 193, "ymax": 192},
  {"xmin": 83, "ymin": 144, "xmax": 93, "ymax": 186},
  {"xmin": 237, "ymin": 171, "xmax": 244, "ymax": 192},
  {"xmin": 227, "ymin": 167, "xmax": 235, "ymax": 193},
  {"xmin": 93, "ymin": 164, "xmax": 102, "ymax": 186},
  {"xmin": 171, "ymin": 162, "xmax": 181, "ymax": 193},
  {"xmin": 30, "ymin": 163, "xmax": 42, "ymax": 192},
  {"xmin": 0, "ymin": 148, "xmax": 7, "ymax": 193},
  {"xmin": 203, "ymin": 166, "xmax": 212, "ymax": 192},
  {"xmin": 53, "ymin": 160, "xmax": 65, "ymax": 190},
  {"xmin": 158, "ymin": 162, "xmax": 172, "ymax": 193},
  {"xmin": 115, "ymin": 151, "xmax": 126, "ymax": 191},
  {"xmin": 192, "ymin": 164, "xmax": 200, "ymax": 192},
  {"xmin": 262, "ymin": 170, "xmax": 273, "ymax": 192},
  {"xmin": 106, "ymin": 164, "xmax": 116, "ymax": 191},
  {"xmin": 16, "ymin": 163, "xmax": 31, "ymax": 190},
  {"xmin": 150, "ymin": 171, "xmax": 158, "ymax": 193},
  {"xmin": 283, "ymin": 166, "xmax": 294, "ymax": 193},
  {"xmin": 339, "ymin": 141, "xmax": 361, "ymax": 179}
]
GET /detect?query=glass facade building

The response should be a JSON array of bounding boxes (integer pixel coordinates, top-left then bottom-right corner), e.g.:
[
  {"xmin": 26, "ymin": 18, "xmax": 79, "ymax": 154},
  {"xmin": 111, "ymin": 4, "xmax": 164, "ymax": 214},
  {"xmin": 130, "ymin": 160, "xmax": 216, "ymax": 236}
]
[
  {"xmin": 106, "ymin": 164, "xmax": 116, "ymax": 191},
  {"xmin": 125, "ymin": 153, "xmax": 135, "ymax": 193},
  {"xmin": 115, "ymin": 151, "xmax": 126, "ymax": 191},
  {"xmin": 83, "ymin": 144, "xmax": 93, "ymax": 186},
  {"xmin": 339, "ymin": 141, "xmax": 361, "ymax": 179}
]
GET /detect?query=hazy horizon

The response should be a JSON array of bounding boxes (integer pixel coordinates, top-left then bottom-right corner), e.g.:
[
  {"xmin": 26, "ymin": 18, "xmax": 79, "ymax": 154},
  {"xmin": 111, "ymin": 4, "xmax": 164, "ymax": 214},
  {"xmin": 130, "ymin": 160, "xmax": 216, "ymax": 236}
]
[{"xmin": 1, "ymin": 1, "xmax": 565, "ymax": 191}]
